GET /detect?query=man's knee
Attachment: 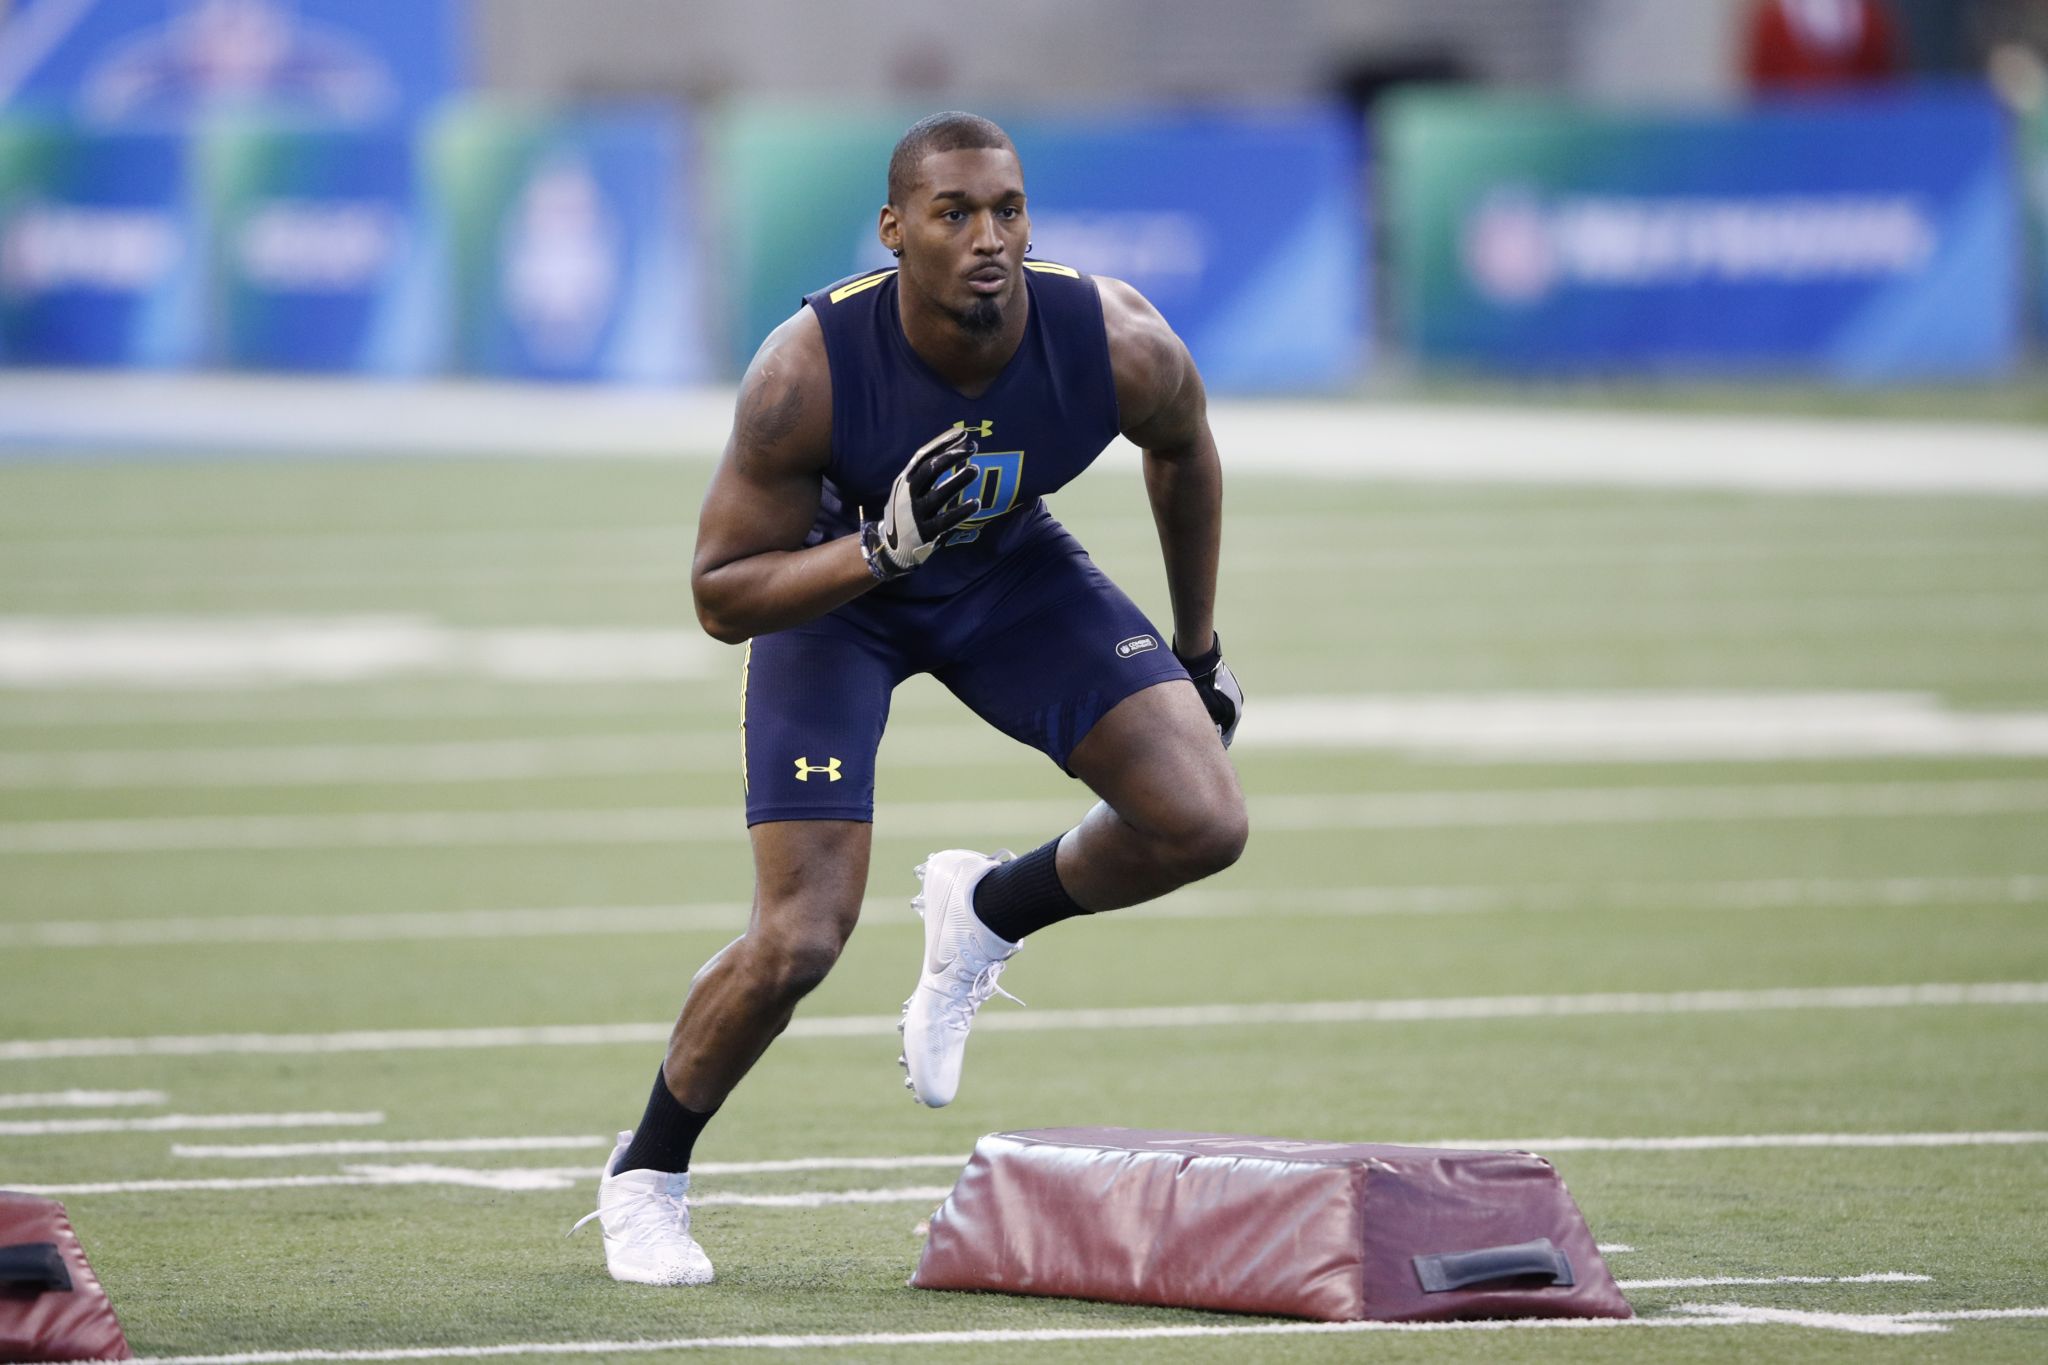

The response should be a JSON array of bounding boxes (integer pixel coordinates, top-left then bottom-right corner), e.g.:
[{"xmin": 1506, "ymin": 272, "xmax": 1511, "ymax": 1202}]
[
  {"xmin": 1154, "ymin": 794, "xmax": 1249, "ymax": 884},
  {"xmin": 746, "ymin": 913, "xmax": 854, "ymax": 1003}
]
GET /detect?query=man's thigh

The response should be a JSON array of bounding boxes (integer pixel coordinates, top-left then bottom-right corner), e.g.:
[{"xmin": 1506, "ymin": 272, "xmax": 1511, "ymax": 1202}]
[
  {"xmin": 743, "ymin": 620, "xmax": 907, "ymax": 825},
  {"xmin": 934, "ymin": 546, "xmax": 1189, "ymax": 772},
  {"xmin": 1064, "ymin": 675, "xmax": 1239, "ymax": 832}
]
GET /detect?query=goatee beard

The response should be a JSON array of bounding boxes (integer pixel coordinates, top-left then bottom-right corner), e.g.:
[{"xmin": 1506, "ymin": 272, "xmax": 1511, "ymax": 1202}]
[{"xmin": 949, "ymin": 296, "xmax": 1004, "ymax": 338}]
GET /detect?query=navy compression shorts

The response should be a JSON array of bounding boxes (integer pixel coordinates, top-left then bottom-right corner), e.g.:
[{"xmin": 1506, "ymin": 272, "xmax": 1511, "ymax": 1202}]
[{"xmin": 739, "ymin": 528, "xmax": 1189, "ymax": 825}]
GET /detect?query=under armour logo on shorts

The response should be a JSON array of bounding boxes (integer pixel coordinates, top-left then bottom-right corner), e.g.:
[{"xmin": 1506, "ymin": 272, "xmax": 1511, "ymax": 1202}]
[{"xmin": 794, "ymin": 756, "xmax": 843, "ymax": 782}]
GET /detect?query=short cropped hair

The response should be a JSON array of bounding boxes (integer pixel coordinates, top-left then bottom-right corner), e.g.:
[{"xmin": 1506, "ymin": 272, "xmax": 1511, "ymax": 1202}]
[{"xmin": 887, "ymin": 112, "xmax": 1016, "ymax": 207}]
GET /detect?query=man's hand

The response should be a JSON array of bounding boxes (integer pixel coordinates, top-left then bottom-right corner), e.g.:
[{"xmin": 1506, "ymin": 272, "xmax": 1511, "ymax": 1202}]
[
  {"xmin": 1176, "ymin": 632, "xmax": 1244, "ymax": 749},
  {"xmin": 863, "ymin": 427, "xmax": 981, "ymax": 580}
]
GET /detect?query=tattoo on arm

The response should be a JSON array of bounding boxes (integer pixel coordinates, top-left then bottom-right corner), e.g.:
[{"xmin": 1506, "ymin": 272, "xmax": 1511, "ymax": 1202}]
[{"xmin": 739, "ymin": 372, "xmax": 804, "ymax": 452}]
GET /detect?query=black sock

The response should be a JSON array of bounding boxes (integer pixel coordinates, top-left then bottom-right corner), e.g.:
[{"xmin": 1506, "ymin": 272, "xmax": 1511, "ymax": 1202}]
[
  {"xmin": 614, "ymin": 1067, "xmax": 717, "ymax": 1175},
  {"xmin": 972, "ymin": 836, "xmax": 1090, "ymax": 942}
]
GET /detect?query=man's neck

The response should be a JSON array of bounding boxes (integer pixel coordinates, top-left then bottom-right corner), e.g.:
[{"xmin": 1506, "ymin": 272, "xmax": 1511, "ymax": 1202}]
[{"xmin": 899, "ymin": 288, "xmax": 1030, "ymax": 399}]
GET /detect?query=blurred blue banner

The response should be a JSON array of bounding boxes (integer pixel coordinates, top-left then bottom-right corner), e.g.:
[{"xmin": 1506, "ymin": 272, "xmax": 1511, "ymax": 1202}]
[
  {"xmin": 1387, "ymin": 87, "xmax": 2022, "ymax": 381},
  {"xmin": 203, "ymin": 122, "xmax": 439, "ymax": 374},
  {"xmin": 2027, "ymin": 105, "xmax": 2048, "ymax": 343},
  {"xmin": 430, "ymin": 105, "xmax": 704, "ymax": 384},
  {"xmin": 719, "ymin": 106, "xmax": 1367, "ymax": 392},
  {"xmin": 1017, "ymin": 112, "xmax": 1367, "ymax": 391},
  {"xmin": 2, "ymin": 0, "xmax": 466, "ymax": 126},
  {"xmin": 0, "ymin": 121, "xmax": 202, "ymax": 366}
]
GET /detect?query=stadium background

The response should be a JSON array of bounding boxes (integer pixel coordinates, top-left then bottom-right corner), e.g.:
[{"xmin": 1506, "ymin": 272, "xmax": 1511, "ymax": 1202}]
[{"xmin": 1, "ymin": 0, "xmax": 2045, "ymax": 1360}]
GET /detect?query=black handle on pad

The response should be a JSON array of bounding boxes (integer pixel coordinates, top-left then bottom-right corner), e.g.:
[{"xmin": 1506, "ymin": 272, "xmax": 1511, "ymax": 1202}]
[
  {"xmin": 0, "ymin": 1241, "xmax": 72, "ymax": 1292},
  {"xmin": 1413, "ymin": 1237, "xmax": 1573, "ymax": 1293}
]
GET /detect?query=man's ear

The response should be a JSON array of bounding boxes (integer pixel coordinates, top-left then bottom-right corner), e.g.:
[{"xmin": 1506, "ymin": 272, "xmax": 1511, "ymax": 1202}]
[{"xmin": 878, "ymin": 204, "xmax": 903, "ymax": 259}]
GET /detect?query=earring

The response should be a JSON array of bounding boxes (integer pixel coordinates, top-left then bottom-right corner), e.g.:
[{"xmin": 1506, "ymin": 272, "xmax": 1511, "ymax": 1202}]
[
  {"xmin": 1025, "ymin": 240, "xmax": 1033, "ymax": 255},
  {"xmin": 890, "ymin": 248, "xmax": 902, "ymax": 258}
]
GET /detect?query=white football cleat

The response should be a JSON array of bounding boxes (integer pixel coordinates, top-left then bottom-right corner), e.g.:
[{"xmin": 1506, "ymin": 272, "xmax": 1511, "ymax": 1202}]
[
  {"xmin": 899, "ymin": 849, "xmax": 1022, "ymax": 1108},
  {"xmin": 570, "ymin": 1130, "xmax": 715, "ymax": 1286}
]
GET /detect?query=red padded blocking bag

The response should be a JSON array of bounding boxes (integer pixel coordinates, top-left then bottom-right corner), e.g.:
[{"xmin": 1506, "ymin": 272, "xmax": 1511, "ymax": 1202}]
[
  {"xmin": 911, "ymin": 1128, "xmax": 1632, "ymax": 1323},
  {"xmin": 0, "ymin": 1193, "xmax": 131, "ymax": 1362}
]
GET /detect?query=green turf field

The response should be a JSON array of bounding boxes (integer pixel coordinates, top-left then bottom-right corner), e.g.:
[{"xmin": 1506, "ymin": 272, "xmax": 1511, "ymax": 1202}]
[{"xmin": 2, "ymin": 444, "xmax": 2045, "ymax": 1362}]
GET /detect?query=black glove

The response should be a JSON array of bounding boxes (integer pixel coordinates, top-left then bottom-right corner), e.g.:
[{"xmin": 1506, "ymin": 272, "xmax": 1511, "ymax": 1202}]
[
  {"xmin": 862, "ymin": 427, "xmax": 981, "ymax": 580},
  {"xmin": 1175, "ymin": 631, "xmax": 1243, "ymax": 749}
]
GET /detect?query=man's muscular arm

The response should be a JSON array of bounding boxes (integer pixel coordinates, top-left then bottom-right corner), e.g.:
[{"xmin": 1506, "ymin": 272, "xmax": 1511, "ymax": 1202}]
[
  {"xmin": 1098, "ymin": 276, "xmax": 1220, "ymax": 659},
  {"xmin": 690, "ymin": 310, "xmax": 871, "ymax": 644}
]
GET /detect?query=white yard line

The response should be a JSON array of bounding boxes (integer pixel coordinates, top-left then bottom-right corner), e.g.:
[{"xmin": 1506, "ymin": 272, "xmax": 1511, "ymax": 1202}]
[
  {"xmin": 1215, "ymin": 403, "xmax": 2048, "ymax": 496},
  {"xmin": 0, "ymin": 735, "xmax": 735, "ymax": 790},
  {"xmin": 1431, "ymin": 1132, "xmax": 2048, "ymax": 1152},
  {"xmin": 6, "ymin": 778, "xmax": 2048, "ymax": 854},
  {"xmin": 165, "ymin": 1133, "xmax": 2047, "ymax": 1169},
  {"xmin": 93, "ymin": 1304, "xmax": 2048, "ymax": 1361},
  {"xmin": 171, "ymin": 1139, "xmax": 963, "ymax": 1173},
  {"xmin": 1666, "ymin": 1302, "xmax": 2048, "ymax": 1335},
  {"xmin": 15, "ymin": 1169, "xmax": 956, "ymax": 1200},
  {"xmin": 1237, "ymin": 693, "xmax": 2048, "ymax": 762},
  {"xmin": 0, "ymin": 1111, "xmax": 381, "ymax": 1137},
  {"xmin": 1620, "ymin": 1274, "xmax": 1929, "ymax": 1289},
  {"xmin": 14, "ymin": 692, "xmax": 2048, "ymax": 791},
  {"xmin": 4, "ymin": 903, "xmax": 757, "ymax": 949},
  {"xmin": 13, "ymin": 874, "xmax": 2043, "ymax": 950},
  {"xmin": 0, "ymin": 687, "xmax": 706, "ymax": 732},
  {"xmin": 172, "ymin": 1136, "xmax": 614, "ymax": 1160},
  {"xmin": 7, "ymin": 374, "xmax": 2047, "ymax": 494},
  {"xmin": 25, "ymin": 1129, "xmax": 2043, "ymax": 1196},
  {"xmin": 0, "ymin": 1088, "xmax": 165, "ymax": 1109},
  {"xmin": 4, "ymin": 984, "xmax": 2041, "ymax": 1062},
  {"xmin": 1137, "ymin": 874, "xmax": 2048, "ymax": 922},
  {"xmin": 0, "ymin": 618, "xmax": 709, "ymax": 690}
]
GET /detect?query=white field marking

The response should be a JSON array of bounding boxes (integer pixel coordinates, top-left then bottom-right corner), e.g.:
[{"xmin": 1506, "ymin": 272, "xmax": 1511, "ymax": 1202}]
[
  {"xmin": 0, "ymin": 617, "xmax": 709, "ymax": 690},
  {"xmin": 1140, "ymin": 873, "xmax": 2048, "ymax": 923},
  {"xmin": 1619, "ymin": 1273, "xmax": 1930, "ymax": 1290},
  {"xmin": 9, "ymin": 561, "xmax": 689, "ymax": 600},
  {"xmin": 5, "ymin": 984, "xmax": 2043, "ymax": 1062},
  {"xmin": 13, "ymin": 1168, "xmax": 956, "ymax": 1201},
  {"xmin": 9, "ymin": 778, "xmax": 2048, "ymax": 855},
  {"xmin": 1238, "ymin": 692, "xmax": 2048, "ymax": 762},
  {"xmin": 77, "ymin": 1306, "xmax": 2048, "ymax": 1361},
  {"xmin": 1430, "ymin": 1132, "xmax": 2048, "ymax": 1152},
  {"xmin": 1663, "ymin": 1303, "xmax": 1942, "ymax": 1336},
  {"xmin": 0, "ymin": 1088, "xmax": 166, "ymax": 1109},
  {"xmin": 3, "ymin": 902, "xmax": 757, "ymax": 949},
  {"xmin": 8, "ymin": 533, "xmax": 2034, "ymax": 594},
  {"xmin": 0, "ymin": 370, "xmax": 740, "ymax": 459},
  {"xmin": 1598, "ymin": 1244, "xmax": 1636, "ymax": 1254},
  {"xmin": 0, "ymin": 1111, "xmax": 381, "ymax": 1137},
  {"xmin": 16, "ymin": 874, "xmax": 2045, "ymax": 951},
  {"xmin": 1208, "ymin": 402, "xmax": 2048, "ymax": 496},
  {"xmin": 0, "ymin": 734, "xmax": 737, "ymax": 790},
  {"xmin": 0, "ymin": 685, "xmax": 716, "ymax": 732},
  {"xmin": 17, "ymin": 689, "xmax": 2048, "ymax": 793},
  {"xmin": 171, "ymin": 1136, "xmax": 614, "ymax": 1159},
  {"xmin": 0, "ymin": 524, "xmax": 691, "ymax": 565},
  {"xmin": 8, "ymin": 371, "xmax": 2048, "ymax": 495},
  {"xmin": 0, "ymin": 725, "xmax": 1003, "ymax": 793},
  {"xmin": 171, "ymin": 1138, "xmax": 964, "ymax": 1175},
  {"xmin": 1220, "ymin": 536, "xmax": 2048, "ymax": 573}
]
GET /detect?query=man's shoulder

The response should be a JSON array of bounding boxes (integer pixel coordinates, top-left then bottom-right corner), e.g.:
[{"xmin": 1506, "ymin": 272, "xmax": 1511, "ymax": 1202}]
[
  {"xmin": 748, "ymin": 304, "xmax": 829, "ymax": 377},
  {"xmin": 1090, "ymin": 275, "xmax": 1195, "ymax": 431},
  {"xmin": 733, "ymin": 307, "xmax": 832, "ymax": 466}
]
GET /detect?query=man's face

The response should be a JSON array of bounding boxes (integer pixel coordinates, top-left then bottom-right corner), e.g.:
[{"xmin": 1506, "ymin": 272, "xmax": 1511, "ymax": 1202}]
[{"xmin": 891, "ymin": 147, "xmax": 1029, "ymax": 336}]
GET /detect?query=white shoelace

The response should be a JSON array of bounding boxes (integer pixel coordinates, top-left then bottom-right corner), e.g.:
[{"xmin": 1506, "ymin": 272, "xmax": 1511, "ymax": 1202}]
[
  {"xmin": 939, "ymin": 957, "xmax": 1025, "ymax": 1031},
  {"xmin": 568, "ymin": 1184, "xmax": 686, "ymax": 1242}
]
